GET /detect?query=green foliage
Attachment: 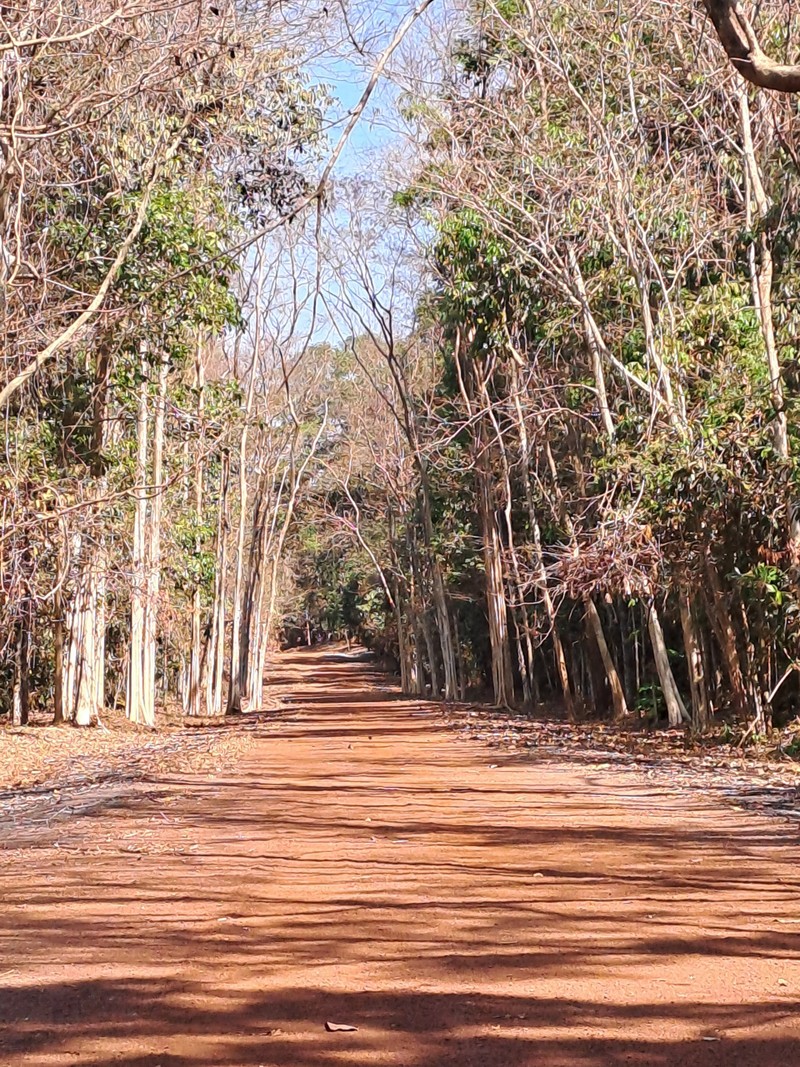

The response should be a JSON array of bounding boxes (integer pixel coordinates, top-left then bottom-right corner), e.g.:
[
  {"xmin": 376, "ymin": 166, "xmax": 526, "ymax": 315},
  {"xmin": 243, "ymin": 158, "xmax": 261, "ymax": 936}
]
[
  {"xmin": 167, "ymin": 514, "xmax": 218, "ymax": 599},
  {"xmin": 286, "ymin": 530, "xmax": 390, "ymax": 647},
  {"xmin": 50, "ymin": 181, "xmax": 243, "ymax": 346}
]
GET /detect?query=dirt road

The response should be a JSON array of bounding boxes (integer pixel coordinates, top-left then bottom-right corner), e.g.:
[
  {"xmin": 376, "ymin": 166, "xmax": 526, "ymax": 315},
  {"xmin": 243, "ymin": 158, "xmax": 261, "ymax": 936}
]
[{"xmin": 1, "ymin": 648, "xmax": 799, "ymax": 1066}]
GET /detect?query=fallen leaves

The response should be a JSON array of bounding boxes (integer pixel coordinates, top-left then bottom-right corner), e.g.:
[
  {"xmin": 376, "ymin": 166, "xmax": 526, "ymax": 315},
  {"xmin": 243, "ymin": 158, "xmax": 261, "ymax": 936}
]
[
  {"xmin": 436, "ymin": 702, "xmax": 800, "ymax": 823},
  {"xmin": 0, "ymin": 715, "xmax": 264, "ymax": 850}
]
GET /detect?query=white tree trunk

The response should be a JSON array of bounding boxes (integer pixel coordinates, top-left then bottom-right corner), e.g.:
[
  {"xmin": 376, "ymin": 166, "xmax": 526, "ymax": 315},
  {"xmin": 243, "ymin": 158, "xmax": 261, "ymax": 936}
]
[
  {"xmin": 207, "ymin": 452, "xmax": 230, "ymax": 715},
  {"xmin": 140, "ymin": 352, "xmax": 169, "ymax": 725},
  {"xmin": 186, "ymin": 340, "xmax": 206, "ymax": 717},
  {"xmin": 127, "ymin": 359, "xmax": 151, "ymax": 725},
  {"xmin": 60, "ymin": 534, "xmax": 104, "ymax": 727},
  {"xmin": 647, "ymin": 598, "xmax": 689, "ymax": 727}
]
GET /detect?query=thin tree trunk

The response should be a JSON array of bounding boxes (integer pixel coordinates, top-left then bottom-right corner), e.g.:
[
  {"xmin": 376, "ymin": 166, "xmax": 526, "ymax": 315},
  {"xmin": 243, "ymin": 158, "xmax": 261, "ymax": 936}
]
[
  {"xmin": 12, "ymin": 605, "xmax": 31, "ymax": 726},
  {"xmin": 247, "ymin": 520, "xmax": 277, "ymax": 710},
  {"xmin": 94, "ymin": 539, "xmax": 106, "ymax": 719},
  {"xmin": 455, "ymin": 341, "xmax": 514, "ymax": 706},
  {"xmin": 207, "ymin": 452, "xmax": 230, "ymax": 716},
  {"xmin": 387, "ymin": 508, "xmax": 418, "ymax": 696},
  {"xmin": 187, "ymin": 342, "xmax": 206, "ymax": 717},
  {"xmin": 539, "ymin": 431, "xmax": 624, "ymax": 720},
  {"xmin": 408, "ymin": 527, "xmax": 434, "ymax": 696},
  {"xmin": 228, "ymin": 377, "xmax": 258, "ymax": 715},
  {"xmin": 421, "ymin": 610, "xmax": 441, "ymax": 698},
  {"xmin": 127, "ymin": 357, "xmax": 151, "ymax": 725},
  {"xmin": 646, "ymin": 597, "xmax": 689, "ymax": 727},
  {"xmin": 422, "ymin": 491, "xmax": 458, "ymax": 700},
  {"xmin": 584, "ymin": 611, "xmax": 612, "ymax": 716},
  {"xmin": 584, "ymin": 596, "xmax": 628, "ymax": 719},
  {"xmin": 64, "ymin": 542, "xmax": 105, "ymax": 727},
  {"xmin": 262, "ymin": 409, "xmax": 330, "ymax": 684},
  {"xmin": 737, "ymin": 596, "xmax": 768, "ymax": 733},
  {"xmin": 618, "ymin": 598, "xmax": 638, "ymax": 708},
  {"xmin": 509, "ymin": 370, "xmax": 573, "ymax": 715},
  {"xmin": 73, "ymin": 552, "xmax": 98, "ymax": 727},
  {"xmin": 53, "ymin": 584, "xmax": 65, "ymax": 724},
  {"xmin": 478, "ymin": 459, "xmax": 515, "ymax": 706},
  {"xmin": 244, "ymin": 470, "xmax": 277, "ymax": 710},
  {"xmin": 81, "ymin": 340, "xmax": 111, "ymax": 725},
  {"xmin": 703, "ymin": 553, "xmax": 751, "ymax": 722},
  {"xmin": 141, "ymin": 351, "xmax": 169, "ymax": 725},
  {"xmin": 568, "ymin": 245, "xmax": 615, "ymax": 441},
  {"xmin": 397, "ymin": 602, "xmax": 411, "ymax": 693},
  {"xmin": 479, "ymin": 373, "xmax": 535, "ymax": 704},
  {"xmin": 739, "ymin": 88, "xmax": 788, "ymax": 460},
  {"xmin": 678, "ymin": 587, "xmax": 711, "ymax": 731}
]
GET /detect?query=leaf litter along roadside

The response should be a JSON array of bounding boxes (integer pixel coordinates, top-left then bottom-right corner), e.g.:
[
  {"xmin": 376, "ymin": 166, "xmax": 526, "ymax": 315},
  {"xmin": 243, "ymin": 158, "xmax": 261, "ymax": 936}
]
[
  {"xmin": 432, "ymin": 700, "xmax": 800, "ymax": 824},
  {"xmin": 0, "ymin": 706, "xmax": 279, "ymax": 852}
]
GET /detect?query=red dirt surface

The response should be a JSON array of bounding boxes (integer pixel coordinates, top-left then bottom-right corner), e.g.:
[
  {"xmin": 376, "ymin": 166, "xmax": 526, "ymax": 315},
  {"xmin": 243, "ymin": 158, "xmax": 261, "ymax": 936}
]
[{"xmin": 1, "ymin": 647, "xmax": 799, "ymax": 1066}]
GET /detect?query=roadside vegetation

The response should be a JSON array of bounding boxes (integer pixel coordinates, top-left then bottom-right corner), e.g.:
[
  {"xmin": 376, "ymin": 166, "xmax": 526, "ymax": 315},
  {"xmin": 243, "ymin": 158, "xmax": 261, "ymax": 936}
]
[{"xmin": 4, "ymin": 1, "xmax": 800, "ymax": 767}]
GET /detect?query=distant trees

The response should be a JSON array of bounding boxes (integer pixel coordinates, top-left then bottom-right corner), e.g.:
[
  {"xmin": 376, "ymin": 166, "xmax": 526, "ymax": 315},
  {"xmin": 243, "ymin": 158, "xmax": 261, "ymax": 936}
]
[
  {"xmin": 0, "ymin": 0, "xmax": 445, "ymax": 732},
  {"xmin": 7, "ymin": 0, "xmax": 800, "ymax": 741},
  {"xmin": 0, "ymin": 1, "xmax": 326, "ymax": 725},
  {"xmin": 284, "ymin": 0, "xmax": 800, "ymax": 735}
]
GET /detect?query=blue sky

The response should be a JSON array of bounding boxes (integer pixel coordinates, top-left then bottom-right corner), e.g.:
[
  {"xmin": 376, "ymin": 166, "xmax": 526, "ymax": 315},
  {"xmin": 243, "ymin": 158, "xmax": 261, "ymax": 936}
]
[
  {"xmin": 255, "ymin": 1, "xmax": 455, "ymax": 347},
  {"xmin": 285, "ymin": 2, "xmax": 424, "ymax": 341},
  {"xmin": 309, "ymin": 4, "xmax": 409, "ymax": 178}
]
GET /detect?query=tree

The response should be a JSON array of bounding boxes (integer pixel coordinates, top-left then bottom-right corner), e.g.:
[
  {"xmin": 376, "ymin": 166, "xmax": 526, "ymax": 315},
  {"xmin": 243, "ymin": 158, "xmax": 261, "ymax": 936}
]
[{"xmin": 0, "ymin": 0, "xmax": 324, "ymax": 725}]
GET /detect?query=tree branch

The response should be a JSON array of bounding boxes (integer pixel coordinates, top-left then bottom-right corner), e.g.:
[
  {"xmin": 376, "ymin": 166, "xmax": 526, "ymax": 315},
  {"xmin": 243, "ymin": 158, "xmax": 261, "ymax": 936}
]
[
  {"xmin": 0, "ymin": 130, "xmax": 183, "ymax": 409},
  {"xmin": 703, "ymin": 0, "xmax": 800, "ymax": 92},
  {"xmin": 223, "ymin": 0, "xmax": 438, "ymax": 259}
]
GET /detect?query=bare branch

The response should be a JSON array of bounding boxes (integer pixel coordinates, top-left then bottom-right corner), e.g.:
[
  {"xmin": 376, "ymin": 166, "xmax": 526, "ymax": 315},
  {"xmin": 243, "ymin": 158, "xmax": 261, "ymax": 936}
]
[{"xmin": 0, "ymin": 128, "xmax": 184, "ymax": 409}]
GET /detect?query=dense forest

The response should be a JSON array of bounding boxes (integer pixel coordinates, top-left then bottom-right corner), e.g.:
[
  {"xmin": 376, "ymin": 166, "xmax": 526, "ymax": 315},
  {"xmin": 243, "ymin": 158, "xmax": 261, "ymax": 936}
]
[{"xmin": 4, "ymin": 0, "xmax": 800, "ymax": 741}]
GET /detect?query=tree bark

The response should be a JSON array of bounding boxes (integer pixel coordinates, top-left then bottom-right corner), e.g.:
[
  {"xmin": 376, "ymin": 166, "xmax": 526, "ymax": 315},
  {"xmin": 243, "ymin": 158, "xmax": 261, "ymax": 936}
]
[
  {"xmin": 142, "ymin": 351, "xmax": 169, "ymax": 725},
  {"xmin": 418, "ymin": 480, "xmax": 458, "ymax": 700},
  {"xmin": 12, "ymin": 605, "xmax": 31, "ymax": 726},
  {"xmin": 477, "ymin": 457, "xmax": 515, "ymax": 706},
  {"xmin": 739, "ymin": 87, "xmax": 789, "ymax": 459},
  {"xmin": 207, "ymin": 452, "xmax": 230, "ymax": 716},
  {"xmin": 510, "ymin": 366, "xmax": 573, "ymax": 717},
  {"xmin": 53, "ymin": 584, "xmax": 65, "ymax": 724},
  {"xmin": 703, "ymin": 1, "xmax": 800, "ymax": 93},
  {"xmin": 703, "ymin": 554, "xmax": 752, "ymax": 721},
  {"xmin": 584, "ymin": 596, "xmax": 628, "ymax": 719},
  {"xmin": 187, "ymin": 339, "xmax": 206, "ymax": 717},
  {"xmin": 568, "ymin": 245, "xmax": 616, "ymax": 441},
  {"xmin": 227, "ymin": 365, "xmax": 258, "ymax": 715},
  {"xmin": 678, "ymin": 587, "xmax": 711, "ymax": 730},
  {"xmin": 646, "ymin": 598, "xmax": 689, "ymax": 727},
  {"xmin": 455, "ymin": 340, "xmax": 514, "ymax": 706},
  {"xmin": 127, "ymin": 355, "xmax": 151, "ymax": 725}
]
